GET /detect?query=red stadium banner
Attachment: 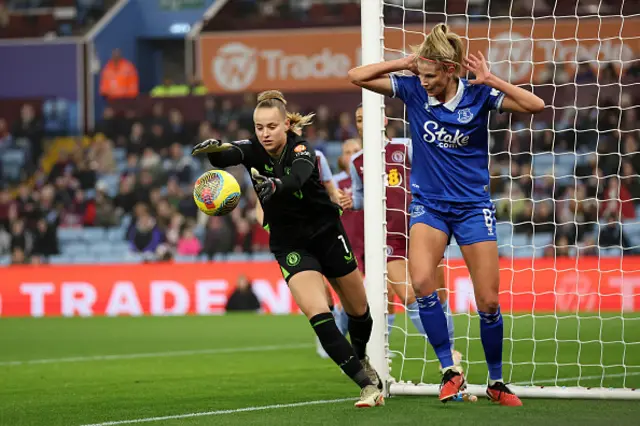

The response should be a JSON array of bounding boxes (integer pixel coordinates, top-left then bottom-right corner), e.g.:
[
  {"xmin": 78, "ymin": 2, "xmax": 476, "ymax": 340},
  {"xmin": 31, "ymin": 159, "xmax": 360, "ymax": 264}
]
[
  {"xmin": 1, "ymin": 258, "xmax": 639, "ymax": 317},
  {"xmin": 198, "ymin": 17, "xmax": 639, "ymax": 94}
]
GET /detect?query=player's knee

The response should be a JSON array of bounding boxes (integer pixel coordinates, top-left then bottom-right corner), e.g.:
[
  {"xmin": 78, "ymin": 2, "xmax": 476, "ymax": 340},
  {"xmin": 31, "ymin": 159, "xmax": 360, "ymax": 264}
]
[
  {"xmin": 411, "ymin": 277, "xmax": 438, "ymax": 298},
  {"xmin": 409, "ymin": 267, "xmax": 436, "ymax": 296},
  {"xmin": 476, "ymin": 294, "xmax": 499, "ymax": 314}
]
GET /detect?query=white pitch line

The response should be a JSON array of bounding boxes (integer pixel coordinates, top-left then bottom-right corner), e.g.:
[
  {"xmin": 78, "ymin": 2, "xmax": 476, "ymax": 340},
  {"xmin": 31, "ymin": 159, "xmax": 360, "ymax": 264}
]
[
  {"xmin": 0, "ymin": 343, "xmax": 313, "ymax": 367},
  {"xmin": 79, "ymin": 398, "xmax": 354, "ymax": 426},
  {"xmin": 514, "ymin": 371, "xmax": 640, "ymax": 385}
]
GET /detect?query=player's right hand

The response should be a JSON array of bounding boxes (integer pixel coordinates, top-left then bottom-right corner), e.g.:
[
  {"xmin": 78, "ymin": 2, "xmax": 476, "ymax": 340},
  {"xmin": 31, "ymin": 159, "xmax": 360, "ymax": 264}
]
[
  {"xmin": 191, "ymin": 139, "xmax": 232, "ymax": 156},
  {"xmin": 337, "ymin": 189, "xmax": 353, "ymax": 210},
  {"xmin": 404, "ymin": 54, "xmax": 419, "ymax": 75}
]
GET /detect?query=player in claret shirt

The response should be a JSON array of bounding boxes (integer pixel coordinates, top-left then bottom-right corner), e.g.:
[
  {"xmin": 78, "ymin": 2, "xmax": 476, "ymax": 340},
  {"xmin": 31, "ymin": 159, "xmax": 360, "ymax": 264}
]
[
  {"xmin": 345, "ymin": 105, "xmax": 459, "ymax": 365},
  {"xmin": 192, "ymin": 90, "xmax": 384, "ymax": 408},
  {"xmin": 348, "ymin": 23, "xmax": 544, "ymax": 406}
]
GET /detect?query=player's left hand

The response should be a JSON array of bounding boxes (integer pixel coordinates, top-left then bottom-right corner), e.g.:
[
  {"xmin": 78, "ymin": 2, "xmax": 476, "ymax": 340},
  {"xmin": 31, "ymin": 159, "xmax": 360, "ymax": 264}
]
[
  {"xmin": 462, "ymin": 50, "xmax": 492, "ymax": 85},
  {"xmin": 251, "ymin": 168, "xmax": 282, "ymax": 203}
]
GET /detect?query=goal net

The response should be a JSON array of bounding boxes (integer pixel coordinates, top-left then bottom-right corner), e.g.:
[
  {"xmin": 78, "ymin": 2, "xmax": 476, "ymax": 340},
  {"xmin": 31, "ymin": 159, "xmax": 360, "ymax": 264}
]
[{"xmin": 361, "ymin": 0, "xmax": 640, "ymax": 399}]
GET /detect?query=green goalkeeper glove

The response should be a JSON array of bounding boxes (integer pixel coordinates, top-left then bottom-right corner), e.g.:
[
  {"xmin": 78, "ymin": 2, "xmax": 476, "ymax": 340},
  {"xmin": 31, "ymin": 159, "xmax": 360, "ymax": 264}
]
[{"xmin": 191, "ymin": 139, "xmax": 233, "ymax": 156}]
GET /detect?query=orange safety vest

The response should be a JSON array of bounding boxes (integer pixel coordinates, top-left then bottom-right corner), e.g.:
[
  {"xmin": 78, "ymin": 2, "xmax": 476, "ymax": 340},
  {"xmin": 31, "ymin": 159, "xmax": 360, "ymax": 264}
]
[{"xmin": 99, "ymin": 59, "xmax": 139, "ymax": 99}]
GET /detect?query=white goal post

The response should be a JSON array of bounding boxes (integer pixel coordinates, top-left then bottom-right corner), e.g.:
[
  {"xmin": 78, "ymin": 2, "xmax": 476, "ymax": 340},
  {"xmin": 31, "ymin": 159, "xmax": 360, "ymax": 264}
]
[{"xmin": 362, "ymin": 0, "xmax": 640, "ymax": 400}]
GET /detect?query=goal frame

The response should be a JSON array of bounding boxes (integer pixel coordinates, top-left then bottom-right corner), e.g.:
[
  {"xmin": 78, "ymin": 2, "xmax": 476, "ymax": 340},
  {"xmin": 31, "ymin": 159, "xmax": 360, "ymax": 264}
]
[{"xmin": 360, "ymin": 0, "xmax": 640, "ymax": 400}]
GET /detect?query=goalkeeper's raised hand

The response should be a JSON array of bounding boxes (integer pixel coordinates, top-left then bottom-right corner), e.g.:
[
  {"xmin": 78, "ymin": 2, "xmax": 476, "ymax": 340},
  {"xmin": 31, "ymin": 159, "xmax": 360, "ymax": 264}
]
[
  {"xmin": 251, "ymin": 168, "xmax": 282, "ymax": 203},
  {"xmin": 191, "ymin": 139, "xmax": 232, "ymax": 156}
]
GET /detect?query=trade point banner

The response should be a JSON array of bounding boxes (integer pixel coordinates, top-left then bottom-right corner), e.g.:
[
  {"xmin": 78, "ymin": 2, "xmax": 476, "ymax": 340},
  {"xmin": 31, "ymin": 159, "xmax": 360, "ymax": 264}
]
[
  {"xmin": 198, "ymin": 17, "xmax": 638, "ymax": 94},
  {"xmin": 1, "ymin": 258, "xmax": 640, "ymax": 318}
]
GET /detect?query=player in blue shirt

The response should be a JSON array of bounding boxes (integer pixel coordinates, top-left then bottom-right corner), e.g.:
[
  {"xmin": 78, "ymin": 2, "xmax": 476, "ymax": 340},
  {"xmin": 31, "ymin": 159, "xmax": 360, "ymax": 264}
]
[{"xmin": 348, "ymin": 23, "xmax": 544, "ymax": 406}]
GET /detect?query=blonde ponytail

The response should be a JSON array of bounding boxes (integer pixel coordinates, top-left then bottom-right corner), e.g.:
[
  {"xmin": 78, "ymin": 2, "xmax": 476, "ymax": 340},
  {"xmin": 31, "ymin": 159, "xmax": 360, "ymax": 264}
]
[
  {"xmin": 287, "ymin": 112, "xmax": 315, "ymax": 133},
  {"xmin": 411, "ymin": 23, "xmax": 464, "ymax": 73}
]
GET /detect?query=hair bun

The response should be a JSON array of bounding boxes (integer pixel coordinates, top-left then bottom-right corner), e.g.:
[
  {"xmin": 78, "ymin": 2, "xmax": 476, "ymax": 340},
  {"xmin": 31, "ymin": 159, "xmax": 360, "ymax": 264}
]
[{"xmin": 257, "ymin": 90, "xmax": 287, "ymax": 105}]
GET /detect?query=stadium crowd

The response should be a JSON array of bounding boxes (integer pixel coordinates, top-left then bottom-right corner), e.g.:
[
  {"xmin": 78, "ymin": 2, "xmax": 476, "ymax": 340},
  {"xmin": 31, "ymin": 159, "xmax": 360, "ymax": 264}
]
[
  {"xmin": 1, "ymin": 0, "xmax": 639, "ymax": 266},
  {"xmin": 2, "ymin": 59, "xmax": 640, "ymax": 266}
]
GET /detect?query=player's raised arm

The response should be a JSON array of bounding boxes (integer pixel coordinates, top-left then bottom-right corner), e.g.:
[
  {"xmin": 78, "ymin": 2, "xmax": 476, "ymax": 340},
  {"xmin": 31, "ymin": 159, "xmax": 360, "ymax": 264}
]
[
  {"xmin": 191, "ymin": 138, "xmax": 251, "ymax": 168},
  {"xmin": 347, "ymin": 55, "xmax": 417, "ymax": 97},
  {"xmin": 462, "ymin": 51, "xmax": 545, "ymax": 114}
]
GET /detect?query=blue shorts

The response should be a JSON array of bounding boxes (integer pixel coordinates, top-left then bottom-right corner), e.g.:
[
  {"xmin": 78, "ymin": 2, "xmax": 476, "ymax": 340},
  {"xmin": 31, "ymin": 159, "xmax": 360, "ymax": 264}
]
[{"xmin": 409, "ymin": 199, "xmax": 497, "ymax": 246}]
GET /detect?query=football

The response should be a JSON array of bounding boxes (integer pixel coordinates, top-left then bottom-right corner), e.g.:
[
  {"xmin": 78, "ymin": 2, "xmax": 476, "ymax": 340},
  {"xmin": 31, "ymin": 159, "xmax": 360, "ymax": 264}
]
[{"xmin": 193, "ymin": 170, "xmax": 242, "ymax": 216}]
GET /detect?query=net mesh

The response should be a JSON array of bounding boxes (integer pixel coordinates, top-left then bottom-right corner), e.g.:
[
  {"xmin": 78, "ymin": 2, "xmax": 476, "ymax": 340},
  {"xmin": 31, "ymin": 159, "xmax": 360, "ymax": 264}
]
[{"xmin": 379, "ymin": 0, "xmax": 640, "ymax": 391}]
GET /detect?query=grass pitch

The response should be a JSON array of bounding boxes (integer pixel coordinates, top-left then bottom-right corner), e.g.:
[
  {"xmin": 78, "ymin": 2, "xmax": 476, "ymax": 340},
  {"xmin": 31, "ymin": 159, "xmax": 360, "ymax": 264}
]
[{"xmin": 1, "ymin": 314, "xmax": 639, "ymax": 426}]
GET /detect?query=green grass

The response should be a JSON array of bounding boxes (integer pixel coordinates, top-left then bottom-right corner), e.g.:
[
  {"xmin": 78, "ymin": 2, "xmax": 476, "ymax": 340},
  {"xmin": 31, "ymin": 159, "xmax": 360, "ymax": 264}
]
[{"xmin": 1, "ymin": 314, "xmax": 639, "ymax": 426}]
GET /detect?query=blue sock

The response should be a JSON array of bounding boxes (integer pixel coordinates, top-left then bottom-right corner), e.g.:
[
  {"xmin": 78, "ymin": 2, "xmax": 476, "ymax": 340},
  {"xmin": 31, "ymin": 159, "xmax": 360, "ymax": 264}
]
[
  {"xmin": 387, "ymin": 313, "xmax": 396, "ymax": 337},
  {"xmin": 406, "ymin": 301, "xmax": 425, "ymax": 334},
  {"xmin": 441, "ymin": 299, "xmax": 455, "ymax": 348},
  {"xmin": 332, "ymin": 305, "xmax": 349, "ymax": 336},
  {"xmin": 478, "ymin": 307, "xmax": 504, "ymax": 381},
  {"xmin": 416, "ymin": 292, "xmax": 453, "ymax": 369}
]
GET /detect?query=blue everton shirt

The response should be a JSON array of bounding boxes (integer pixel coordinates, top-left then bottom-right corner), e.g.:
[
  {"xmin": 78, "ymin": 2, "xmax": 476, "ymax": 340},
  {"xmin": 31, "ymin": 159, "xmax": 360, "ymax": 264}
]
[{"xmin": 389, "ymin": 75, "xmax": 505, "ymax": 203}]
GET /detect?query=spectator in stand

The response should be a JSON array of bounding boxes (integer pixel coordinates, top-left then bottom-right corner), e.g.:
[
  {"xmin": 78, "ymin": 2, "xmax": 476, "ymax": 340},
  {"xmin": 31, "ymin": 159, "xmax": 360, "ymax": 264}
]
[
  {"xmin": 154, "ymin": 198, "xmax": 173, "ymax": 230},
  {"xmin": 62, "ymin": 189, "xmax": 95, "ymax": 227},
  {"xmin": 204, "ymin": 97, "xmax": 219, "ymax": 129},
  {"xmin": 87, "ymin": 133, "xmax": 116, "ymax": 174},
  {"xmin": 127, "ymin": 122, "xmax": 147, "ymax": 155},
  {"xmin": 31, "ymin": 218, "xmax": 58, "ymax": 261},
  {"xmin": 225, "ymin": 119, "xmax": 240, "ymax": 141},
  {"xmin": 600, "ymin": 177, "xmax": 635, "ymax": 221},
  {"xmin": 96, "ymin": 107, "xmax": 121, "ymax": 141},
  {"xmin": 621, "ymin": 160, "xmax": 640, "ymax": 203},
  {"xmin": 134, "ymin": 170, "xmax": 156, "ymax": 205},
  {"xmin": 139, "ymin": 147, "xmax": 162, "ymax": 176},
  {"xmin": 165, "ymin": 177, "xmax": 184, "ymax": 211},
  {"xmin": 334, "ymin": 111, "xmax": 358, "ymax": 141},
  {"xmin": 195, "ymin": 121, "xmax": 215, "ymax": 146},
  {"xmin": 0, "ymin": 186, "xmax": 15, "ymax": 230},
  {"xmin": 165, "ymin": 212, "xmax": 184, "ymax": 248},
  {"xmin": 164, "ymin": 143, "xmax": 193, "ymax": 185},
  {"xmin": 0, "ymin": 224, "xmax": 9, "ymax": 255},
  {"xmin": 217, "ymin": 99, "xmax": 238, "ymax": 132},
  {"xmin": 167, "ymin": 109, "xmax": 188, "ymax": 144},
  {"xmin": 624, "ymin": 133, "xmax": 640, "ymax": 174},
  {"xmin": 73, "ymin": 155, "xmax": 97, "ymax": 191},
  {"xmin": 122, "ymin": 153, "xmax": 139, "ymax": 177},
  {"xmin": 10, "ymin": 218, "xmax": 30, "ymax": 258},
  {"xmin": 128, "ymin": 209, "xmax": 164, "ymax": 254},
  {"xmin": 147, "ymin": 103, "xmax": 168, "ymax": 130},
  {"xmin": 148, "ymin": 124, "xmax": 170, "ymax": 156},
  {"xmin": 10, "ymin": 247, "xmax": 27, "ymax": 265},
  {"xmin": 225, "ymin": 275, "xmax": 261, "ymax": 313},
  {"xmin": 202, "ymin": 215, "xmax": 235, "ymax": 259},
  {"xmin": 12, "ymin": 104, "xmax": 42, "ymax": 167},
  {"xmin": 238, "ymin": 93, "xmax": 256, "ymax": 130},
  {"xmin": 94, "ymin": 183, "xmax": 118, "ymax": 227},
  {"xmin": 176, "ymin": 226, "xmax": 202, "ymax": 256},
  {"xmin": 15, "ymin": 183, "xmax": 39, "ymax": 227},
  {"xmin": 99, "ymin": 48, "xmax": 139, "ymax": 101}
]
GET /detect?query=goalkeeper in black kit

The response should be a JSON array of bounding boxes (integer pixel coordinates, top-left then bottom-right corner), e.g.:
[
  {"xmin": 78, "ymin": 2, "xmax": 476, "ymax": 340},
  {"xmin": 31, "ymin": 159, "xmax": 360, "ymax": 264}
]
[{"xmin": 191, "ymin": 90, "xmax": 384, "ymax": 408}]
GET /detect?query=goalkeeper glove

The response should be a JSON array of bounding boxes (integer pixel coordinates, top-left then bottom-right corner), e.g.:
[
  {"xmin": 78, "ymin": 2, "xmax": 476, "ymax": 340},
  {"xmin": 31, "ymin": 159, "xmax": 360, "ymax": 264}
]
[
  {"xmin": 191, "ymin": 139, "xmax": 233, "ymax": 156},
  {"xmin": 251, "ymin": 167, "xmax": 281, "ymax": 203}
]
